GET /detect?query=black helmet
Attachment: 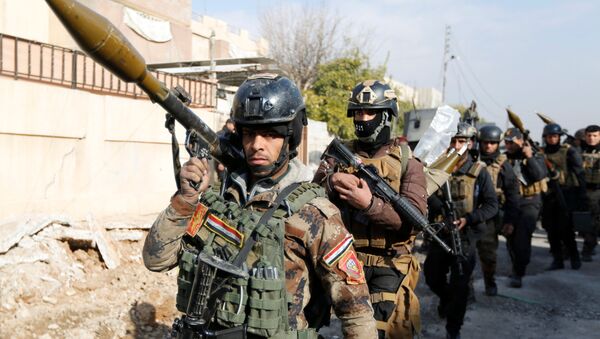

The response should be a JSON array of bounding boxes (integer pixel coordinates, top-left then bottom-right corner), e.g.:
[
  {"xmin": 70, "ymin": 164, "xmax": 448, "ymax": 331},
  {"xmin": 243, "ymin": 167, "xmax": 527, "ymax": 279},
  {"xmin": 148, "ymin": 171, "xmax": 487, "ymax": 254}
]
[
  {"xmin": 455, "ymin": 122, "xmax": 477, "ymax": 139},
  {"xmin": 478, "ymin": 125, "xmax": 503, "ymax": 142},
  {"xmin": 347, "ymin": 80, "xmax": 398, "ymax": 117},
  {"xmin": 231, "ymin": 74, "xmax": 307, "ymax": 175},
  {"xmin": 347, "ymin": 80, "xmax": 397, "ymax": 146},
  {"xmin": 542, "ymin": 123, "xmax": 563, "ymax": 137}
]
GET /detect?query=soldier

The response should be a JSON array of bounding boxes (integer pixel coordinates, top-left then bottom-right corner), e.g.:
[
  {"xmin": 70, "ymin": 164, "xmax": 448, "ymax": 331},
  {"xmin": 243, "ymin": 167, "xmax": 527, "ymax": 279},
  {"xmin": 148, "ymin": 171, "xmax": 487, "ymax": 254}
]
[
  {"xmin": 475, "ymin": 125, "xmax": 520, "ymax": 295},
  {"xmin": 541, "ymin": 123, "xmax": 586, "ymax": 270},
  {"xmin": 142, "ymin": 75, "xmax": 377, "ymax": 338},
  {"xmin": 504, "ymin": 128, "xmax": 548, "ymax": 287},
  {"xmin": 581, "ymin": 124, "xmax": 600, "ymax": 261},
  {"xmin": 424, "ymin": 122, "xmax": 498, "ymax": 339},
  {"xmin": 313, "ymin": 80, "xmax": 428, "ymax": 339}
]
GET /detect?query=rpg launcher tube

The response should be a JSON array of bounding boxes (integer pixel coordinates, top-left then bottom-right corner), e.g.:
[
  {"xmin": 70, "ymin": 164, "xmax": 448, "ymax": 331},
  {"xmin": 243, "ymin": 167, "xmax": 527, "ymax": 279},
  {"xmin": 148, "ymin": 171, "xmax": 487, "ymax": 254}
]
[
  {"xmin": 45, "ymin": 0, "xmax": 225, "ymax": 160},
  {"xmin": 430, "ymin": 144, "xmax": 468, "ymax": 174}
]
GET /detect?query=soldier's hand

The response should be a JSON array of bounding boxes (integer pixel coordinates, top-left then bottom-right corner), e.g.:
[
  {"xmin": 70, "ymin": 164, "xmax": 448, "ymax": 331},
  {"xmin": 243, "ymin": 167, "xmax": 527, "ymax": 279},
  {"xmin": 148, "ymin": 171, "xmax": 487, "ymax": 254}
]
[
  {"xmin": 502, "ymin": 223, "xmax": 514, "ymax": 236},
  {"xmin": 179, "ymin": 157, "xmax": 210, "ymax": 204},
  {"xmin": 522, "ymin": 142, "xmax": 533, "ymax": 158},
  {"xmin": 454, "ymin": 217, "xmax": 467, "ymax": 230},
  {"xmin": 332, "ymin": 175, "xmax": 373, "ymax": 210},
  {"xmin": 330, "ymin": 172, "xmax": 360, "ymax": 188}
]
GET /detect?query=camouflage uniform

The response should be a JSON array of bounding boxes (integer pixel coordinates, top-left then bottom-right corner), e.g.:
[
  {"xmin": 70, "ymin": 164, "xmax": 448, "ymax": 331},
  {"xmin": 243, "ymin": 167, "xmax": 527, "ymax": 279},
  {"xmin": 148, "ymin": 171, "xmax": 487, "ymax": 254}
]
[
  {"xmin": 143, "ymin": 158, "xmax": 377, "ymax": 338},
  {"xmin": 314, "ymin": 138, "xmax": 428, "ymax": 339},
  {"xmin": 477, "ymin": 151, "xmax": 520, "ymax": 292}
]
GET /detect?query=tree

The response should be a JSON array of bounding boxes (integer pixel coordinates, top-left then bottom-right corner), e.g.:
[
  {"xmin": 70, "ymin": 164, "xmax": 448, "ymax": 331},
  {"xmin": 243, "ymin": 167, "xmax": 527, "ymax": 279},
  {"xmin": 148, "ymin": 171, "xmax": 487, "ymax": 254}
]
[
  {"xmin": 259, "ymin": 3, "xmax": 345, "ymax": 91},
  {"xmin": 305, "ymin": 52, "xmax": 389, "ymax": 139}
]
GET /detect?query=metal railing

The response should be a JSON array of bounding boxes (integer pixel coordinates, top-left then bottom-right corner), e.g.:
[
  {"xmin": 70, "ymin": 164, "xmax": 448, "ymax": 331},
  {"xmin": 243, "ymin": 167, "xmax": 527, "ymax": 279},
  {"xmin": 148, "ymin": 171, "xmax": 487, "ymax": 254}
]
[{"xmin": 0, "ymin": 33, "xmax": 216, "ymax": 108}]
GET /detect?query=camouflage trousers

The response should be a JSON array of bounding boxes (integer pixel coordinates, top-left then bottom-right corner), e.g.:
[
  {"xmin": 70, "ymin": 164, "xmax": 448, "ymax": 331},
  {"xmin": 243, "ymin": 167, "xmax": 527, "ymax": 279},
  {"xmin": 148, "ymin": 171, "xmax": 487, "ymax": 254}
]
[
  {"xmin": 357, "ymin": 252, "xmax": 420, "ymax": 339},
  {"xmin": 476, "ymin": 217, "xmax": 501, "ymax": 284}
]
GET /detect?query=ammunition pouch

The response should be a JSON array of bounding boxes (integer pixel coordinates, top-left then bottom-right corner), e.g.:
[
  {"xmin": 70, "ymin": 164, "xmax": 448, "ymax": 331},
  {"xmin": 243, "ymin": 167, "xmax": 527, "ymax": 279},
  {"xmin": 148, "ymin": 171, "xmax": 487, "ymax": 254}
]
[
  {"xmin": 450, "ymin": 162, "xmax": 484, "ymax": 217},
  {"xmin": 583, "ymin": 151, "xmax": 600, "ymax": 185},
  {"xmin": 520, "ymin": 178, "xmax": 548, "ymax": 197}
]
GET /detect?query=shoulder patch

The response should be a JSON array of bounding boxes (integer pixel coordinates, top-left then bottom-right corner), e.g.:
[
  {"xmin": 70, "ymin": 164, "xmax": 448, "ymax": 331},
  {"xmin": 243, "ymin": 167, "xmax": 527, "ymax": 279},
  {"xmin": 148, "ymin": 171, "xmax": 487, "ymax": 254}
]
[
  {"xmin": 338, "ymin": 249, "xmax": 366, "ymax": 284},
  {"xmin": 323, "ymin": 234, "xmax": 354, "ymax": 266},
  {"xmin": 307, "ymin": 196, "xmax": 340, "ymax": 218}
]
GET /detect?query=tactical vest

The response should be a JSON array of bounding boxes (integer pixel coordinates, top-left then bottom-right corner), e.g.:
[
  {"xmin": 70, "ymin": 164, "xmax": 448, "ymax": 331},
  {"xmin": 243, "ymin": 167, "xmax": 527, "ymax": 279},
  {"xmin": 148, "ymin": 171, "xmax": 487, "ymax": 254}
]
[
  {"xmin": 176, "ymin": 183, "xmax": 325, "ymax": 338},
  {"xmin": 450, "ymin": 161, "xmax": 485, "ymax": 218},
  {"xmin": 508, "ymin": 158, "xmax": 548, "ymax": 196},
  {"xmin": 342, "ymin": 140, "xmax": 411, "ymax": 251},
  {"xmin": 485, "ymin": 154, "xmax": 507, "ymax": 204},
  {"xmin": 582, "ymin": 149, "xmax": 600, "ymax": 185},
  {"xmin": 544, "ymin": 144, "xmax": 579, "ymax": 187}
]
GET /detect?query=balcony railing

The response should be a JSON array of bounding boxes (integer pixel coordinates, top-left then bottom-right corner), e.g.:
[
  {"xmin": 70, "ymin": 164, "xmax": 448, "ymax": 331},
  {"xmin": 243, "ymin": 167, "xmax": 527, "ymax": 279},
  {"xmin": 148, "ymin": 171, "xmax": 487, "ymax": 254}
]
[{"xmin": 0, "ymin": 33, "xmax": 216, "ymax": 108}]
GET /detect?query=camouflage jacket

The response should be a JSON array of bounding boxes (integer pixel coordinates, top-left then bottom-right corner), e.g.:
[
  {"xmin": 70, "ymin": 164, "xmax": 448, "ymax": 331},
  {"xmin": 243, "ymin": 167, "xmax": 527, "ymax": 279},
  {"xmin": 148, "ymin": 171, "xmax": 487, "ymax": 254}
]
[{"xmin": 142, "ymin": 158, "xmax": 377, "ymax": 338}]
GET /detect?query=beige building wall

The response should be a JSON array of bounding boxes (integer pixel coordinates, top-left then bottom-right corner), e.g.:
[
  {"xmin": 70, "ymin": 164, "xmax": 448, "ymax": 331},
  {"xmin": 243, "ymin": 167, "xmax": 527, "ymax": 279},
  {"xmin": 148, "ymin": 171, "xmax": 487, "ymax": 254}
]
[
  {"xmin": 1, "ymin": 0, "xmax": 193, "ymax": 63},
  {"xmin": 0, "ymin": 76, "xmax": 220, "ymax": 219},
  {"xmin": 191, "ymin": 15, "xmax": 269, "ymax": 60}
]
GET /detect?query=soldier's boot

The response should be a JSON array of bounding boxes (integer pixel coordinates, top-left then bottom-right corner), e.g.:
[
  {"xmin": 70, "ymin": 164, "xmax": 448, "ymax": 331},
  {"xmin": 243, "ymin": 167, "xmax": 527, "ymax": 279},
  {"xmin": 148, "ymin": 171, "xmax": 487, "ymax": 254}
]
[
  {"xmin": 570, "ymin": 251, "xmax": 582, "ymax": 270},
  {"xmin": 509, "ymin": 275, "xmax": 522, "ymax": 288},
  {"xmin": 546, "ymin": 258, "xmax": 565, "ymax": 270},
  {"xmin": 483, "ymin": 272, "xmax": 498, "ymax": 297}
]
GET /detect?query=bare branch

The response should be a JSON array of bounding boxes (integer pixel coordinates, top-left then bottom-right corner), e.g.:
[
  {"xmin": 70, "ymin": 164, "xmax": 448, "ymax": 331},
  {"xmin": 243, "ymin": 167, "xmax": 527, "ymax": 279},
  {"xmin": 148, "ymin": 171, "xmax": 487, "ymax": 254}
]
[{"xmin": 260, "ymin": 3, "xmax": 346, "ymax": 91}]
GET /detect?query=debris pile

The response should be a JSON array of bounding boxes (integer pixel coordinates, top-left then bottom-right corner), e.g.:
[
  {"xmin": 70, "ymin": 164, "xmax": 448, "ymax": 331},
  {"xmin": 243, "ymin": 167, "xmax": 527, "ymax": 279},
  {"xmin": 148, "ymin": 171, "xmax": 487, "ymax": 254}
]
[{"xmin": 0, "ymin": 214, "xmax": 177, "ymax": 339}]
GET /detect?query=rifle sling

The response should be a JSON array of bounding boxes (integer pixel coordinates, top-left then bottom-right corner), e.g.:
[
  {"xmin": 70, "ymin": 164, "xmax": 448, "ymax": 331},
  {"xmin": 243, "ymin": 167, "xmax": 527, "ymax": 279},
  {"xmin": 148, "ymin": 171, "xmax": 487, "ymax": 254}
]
[
  {"xmin": 232, "ymin": 182, "xmax": 302, "ymax": 267},
  {"xmin": 165, "ymin": 113, "xmax": 182, "ymax": 191}
]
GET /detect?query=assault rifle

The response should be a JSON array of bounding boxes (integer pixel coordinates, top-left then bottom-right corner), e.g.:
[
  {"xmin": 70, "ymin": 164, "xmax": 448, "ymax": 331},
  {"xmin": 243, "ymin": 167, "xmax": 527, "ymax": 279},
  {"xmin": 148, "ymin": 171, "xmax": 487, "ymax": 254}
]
[
  {"xmin": 441, "ymin": 181, "xmax": 466, "ymax": 275},
  {"xmin": 325, "ymin": 139, "xmax": 453, "ymax": 254},
  {"xmin": 172, "ymin": 252, "xmax": 248, "ymax": 339}
]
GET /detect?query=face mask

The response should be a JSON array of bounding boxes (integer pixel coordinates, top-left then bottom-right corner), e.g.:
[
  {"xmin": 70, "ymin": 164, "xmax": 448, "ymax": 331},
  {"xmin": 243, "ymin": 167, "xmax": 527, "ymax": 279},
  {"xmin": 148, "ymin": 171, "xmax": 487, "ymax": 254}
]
[{"xmin": 354, "ymin": 111, "xmax": 390, "ymax": 144}]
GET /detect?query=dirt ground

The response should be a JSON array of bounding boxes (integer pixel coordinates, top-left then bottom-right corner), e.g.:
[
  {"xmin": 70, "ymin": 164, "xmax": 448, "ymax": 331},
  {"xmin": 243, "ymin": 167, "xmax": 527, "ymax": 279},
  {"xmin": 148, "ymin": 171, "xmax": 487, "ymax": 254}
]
[{"xmin": 1, "ymin": 219, "xmax": 599, "ymax": 339}]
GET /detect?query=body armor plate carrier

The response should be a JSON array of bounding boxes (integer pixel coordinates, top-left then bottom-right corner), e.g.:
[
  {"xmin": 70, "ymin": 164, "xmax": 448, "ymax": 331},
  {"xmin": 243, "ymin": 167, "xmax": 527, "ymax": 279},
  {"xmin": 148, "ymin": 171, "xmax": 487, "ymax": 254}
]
[{"xmin": 176, "ymin": 183, "xmax": 325, "ymax": 338}]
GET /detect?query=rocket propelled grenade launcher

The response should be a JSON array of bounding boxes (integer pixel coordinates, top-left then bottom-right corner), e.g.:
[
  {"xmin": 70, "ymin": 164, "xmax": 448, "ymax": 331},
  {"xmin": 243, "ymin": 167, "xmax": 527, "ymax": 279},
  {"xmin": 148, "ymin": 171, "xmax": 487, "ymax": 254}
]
[
  {"xmin": 45, "ymin": 0, "xmax": 241, "ymax": 169},
  {"xmin": 536, "ymin": 112, "xmax": 555, "ymax": 125}
]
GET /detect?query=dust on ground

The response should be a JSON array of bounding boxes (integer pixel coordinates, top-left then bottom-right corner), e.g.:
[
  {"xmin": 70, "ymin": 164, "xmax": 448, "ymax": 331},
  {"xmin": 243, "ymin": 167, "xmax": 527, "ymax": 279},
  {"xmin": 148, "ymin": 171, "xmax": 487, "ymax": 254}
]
[{"xmin": 1, "ymin": 217, "xmax": 599, "ymax": 339}]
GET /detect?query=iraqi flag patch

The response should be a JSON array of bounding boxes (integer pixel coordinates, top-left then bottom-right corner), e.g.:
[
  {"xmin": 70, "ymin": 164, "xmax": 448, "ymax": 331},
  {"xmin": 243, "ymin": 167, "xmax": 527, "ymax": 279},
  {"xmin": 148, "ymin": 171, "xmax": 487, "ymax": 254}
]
[
  {"xmin": 186, "ymin": 203, "xmax": 209, "ymax": 237},
  {"xmin": 338, "ymin": 250, "xmax": 365, "ymax": 284},
  {"xmin": 323, "ymin": 234, "xmax": 354, "ymax": 266},
  {"xmin": 204, "ymin": 213, "xmax": 244, "ymax": 248}
]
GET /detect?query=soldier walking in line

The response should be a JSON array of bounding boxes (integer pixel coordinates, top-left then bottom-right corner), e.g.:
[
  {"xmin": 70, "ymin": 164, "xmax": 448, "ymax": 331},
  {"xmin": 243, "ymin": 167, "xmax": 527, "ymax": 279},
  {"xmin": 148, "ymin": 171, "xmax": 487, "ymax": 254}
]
[
  {"xmin": 504, "ymin": 128, "xmax": 548, "ymax": 286},
  {"xmin": 314, "ymin": 80, "xmax": 428, "ymax": 339},
  {"xmin": 142, "ymin": 75, "xmax": 377, "ymax": 338},
  {"xmin": 541, "ymin": 123, "xmax": 586, "ymax": 270},
  {"xmin": 475, "ymin": 125, "xmax": 520, "ymax": 295},
  {"xmin": 424, "ymin": 122, "xmax": 498, "ymax": 339},
  {"xmin": 581, "ymin": 124, "xmax": 600, "ymax": 262}
]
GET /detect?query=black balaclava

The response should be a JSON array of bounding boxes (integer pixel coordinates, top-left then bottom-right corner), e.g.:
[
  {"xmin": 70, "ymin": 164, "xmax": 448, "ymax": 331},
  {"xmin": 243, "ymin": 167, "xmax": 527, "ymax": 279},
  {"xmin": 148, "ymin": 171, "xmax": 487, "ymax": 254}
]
[{"xmin": 354, "ymin": 110, "xmax": 392, "ymax": 152}]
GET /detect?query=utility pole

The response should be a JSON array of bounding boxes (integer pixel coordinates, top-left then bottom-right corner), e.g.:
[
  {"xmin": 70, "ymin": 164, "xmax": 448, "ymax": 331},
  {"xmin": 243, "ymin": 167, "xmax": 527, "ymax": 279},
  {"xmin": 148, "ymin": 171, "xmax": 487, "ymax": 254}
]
[{"xmin": 441, "ymin": 25, "xmax": 455, "ymax": 104}]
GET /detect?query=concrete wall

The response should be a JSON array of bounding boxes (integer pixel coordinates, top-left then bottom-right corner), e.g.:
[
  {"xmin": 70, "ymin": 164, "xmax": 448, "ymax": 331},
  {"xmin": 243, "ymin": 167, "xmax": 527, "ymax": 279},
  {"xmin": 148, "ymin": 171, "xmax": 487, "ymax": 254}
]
[{"xmin": 0, "ymin": 76, "xmax": 220, "ymax": 219}]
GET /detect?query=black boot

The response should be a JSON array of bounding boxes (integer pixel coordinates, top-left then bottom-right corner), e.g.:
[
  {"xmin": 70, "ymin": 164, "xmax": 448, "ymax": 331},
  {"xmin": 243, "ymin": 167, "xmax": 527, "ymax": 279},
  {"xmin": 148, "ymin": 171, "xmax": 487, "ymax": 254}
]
[
  {"xmin": 546, "ymin": 259, "xmax": 564, "ymax": 270},
  {"xmin": 509, "ymin": 275, "xmax": 522, "ymax": 288},
  {"xmin": 484, "ymin": 277, "xmax": 498, "ymax": 296}
]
